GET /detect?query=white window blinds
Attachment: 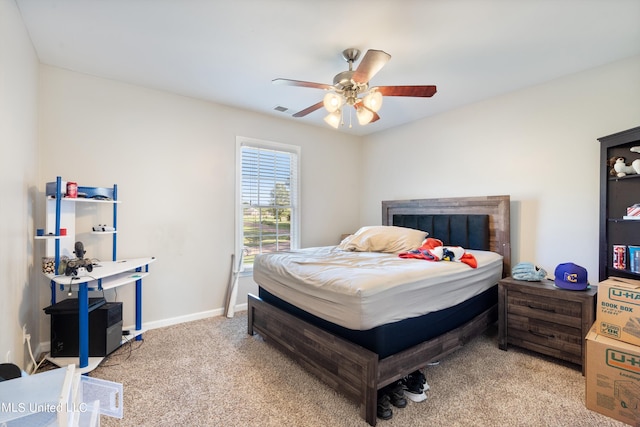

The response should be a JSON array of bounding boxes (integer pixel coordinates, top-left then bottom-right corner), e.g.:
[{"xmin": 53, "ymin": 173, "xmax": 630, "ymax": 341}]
[{"xmin": 237, "ymin": 138, "xmax": 299, "ymax": 268}]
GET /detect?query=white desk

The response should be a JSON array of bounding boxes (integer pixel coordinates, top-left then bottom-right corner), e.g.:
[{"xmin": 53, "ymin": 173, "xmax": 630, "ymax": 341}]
[{"xmin": 45, "ymin": 257, "xmax": 155, "ymax": 372}]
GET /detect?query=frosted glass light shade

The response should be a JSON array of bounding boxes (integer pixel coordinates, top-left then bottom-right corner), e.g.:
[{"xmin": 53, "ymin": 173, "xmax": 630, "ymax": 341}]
[
  {"xmin": 323, "ymin": 92, "xmax": 343, "ymax": 113},
  {"xmin": 356, "ymin": 106, "xmax": 374, "ymax": 125},
  {"xmin": 363, "ymin": 91, "xmax": 383, "ymax": 112},
  {"xmin": 324, "ymin": 110, "xmax": 342, "ymax": 128}
]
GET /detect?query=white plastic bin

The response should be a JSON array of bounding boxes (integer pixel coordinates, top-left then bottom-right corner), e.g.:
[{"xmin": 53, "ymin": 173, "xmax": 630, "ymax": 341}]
[{"xmin": 78, "ymin": 376, "xmax": 123, "ymax": 419}]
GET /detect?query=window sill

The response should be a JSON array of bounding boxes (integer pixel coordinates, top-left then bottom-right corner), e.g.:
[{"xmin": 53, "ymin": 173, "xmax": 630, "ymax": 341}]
[{"xmin": 239, "ymin": 269, "xmax": 253, "ymax": 278}]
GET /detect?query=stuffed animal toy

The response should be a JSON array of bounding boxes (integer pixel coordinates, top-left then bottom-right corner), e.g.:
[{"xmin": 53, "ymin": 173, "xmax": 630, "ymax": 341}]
[
  {"xmin": 611, "ymin": 157, "xmax": 640, "ymax": 177},
  {"xmin": 398, "ymin": 237, "xmax": 478, "ymax": 268},
  {"xmin": 631, "ymin": 147, "xmax": 640, "ymax": 173},
  {"xmin": 608, "ymin": 156, "xmax": 618, "ymax": 176}
]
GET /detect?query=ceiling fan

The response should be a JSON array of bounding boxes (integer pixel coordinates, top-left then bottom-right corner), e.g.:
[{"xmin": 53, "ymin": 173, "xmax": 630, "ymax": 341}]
[{"xmin": 273, "ymin": 48, "xmax": 437, "ymax": 129}]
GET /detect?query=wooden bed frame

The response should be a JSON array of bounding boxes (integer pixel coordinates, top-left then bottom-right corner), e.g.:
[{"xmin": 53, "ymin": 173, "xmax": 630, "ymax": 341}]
[{"xmin": 247, "ymin": 195, "xmax": 510, "ymax": 425}]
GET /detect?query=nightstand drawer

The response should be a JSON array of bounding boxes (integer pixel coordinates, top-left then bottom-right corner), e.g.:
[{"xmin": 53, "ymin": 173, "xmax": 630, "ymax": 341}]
[
  {"xmin": 506, "ymin": 313, "xmax": 583, "ymax": 358},
  {"xmin": 507, "ymin": 290, "xmax": 583, "ymax": 329}
]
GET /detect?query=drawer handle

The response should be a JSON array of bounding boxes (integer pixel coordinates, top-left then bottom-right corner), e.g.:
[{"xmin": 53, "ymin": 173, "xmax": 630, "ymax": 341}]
[
  {"xmin": 527, "ymin": 304, "xmax": 555, "ymax": 313},
  {"xmin": 529, "ymin": 329, "xmax": 554, "ymax": 339}
]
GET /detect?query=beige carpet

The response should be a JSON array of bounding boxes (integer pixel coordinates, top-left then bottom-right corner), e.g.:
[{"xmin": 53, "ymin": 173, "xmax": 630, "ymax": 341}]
[{"xmin": 77, "ymin": 312, "xmax": 625, "ymax": 427}]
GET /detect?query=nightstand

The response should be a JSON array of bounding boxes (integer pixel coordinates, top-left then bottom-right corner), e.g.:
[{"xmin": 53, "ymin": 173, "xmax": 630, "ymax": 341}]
[{"xmin": 498, "ymin": 276, "xmax": 597, "ymax": 374}]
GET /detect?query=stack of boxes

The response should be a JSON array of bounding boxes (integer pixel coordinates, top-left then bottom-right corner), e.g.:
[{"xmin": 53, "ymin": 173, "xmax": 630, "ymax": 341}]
[{"xmin": 586, "ymin": 277, "xmax": 640, "ymax": 425}]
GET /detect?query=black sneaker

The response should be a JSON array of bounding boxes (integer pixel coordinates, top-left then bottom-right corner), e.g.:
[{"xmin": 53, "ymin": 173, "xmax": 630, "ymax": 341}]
[
  {"xmin": 402, "ymin": 371, "xmax": 427, "ymax": 403},
  {"xmin": 384, "ymin": 381, "xmax": 407, "ymax": 408},
  {"xmin": 377, "ymin": 391, "xmax": 393, "ymax": 420},
  {"xmin": 412, "ymin": 369, "xmax": 430, "ymax": 391}
]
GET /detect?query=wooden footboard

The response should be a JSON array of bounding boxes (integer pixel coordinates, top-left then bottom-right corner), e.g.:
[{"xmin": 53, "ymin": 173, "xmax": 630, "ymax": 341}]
[
  {"xmin": 248, "ymin": 293, "xmax": 378, "ymax": 424},
  {"xmin": 248, "ymin": 293, "xmax": 498, "ymax": 426}
]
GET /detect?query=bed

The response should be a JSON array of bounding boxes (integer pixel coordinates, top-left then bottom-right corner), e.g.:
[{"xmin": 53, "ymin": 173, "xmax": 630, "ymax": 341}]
[{"xmin": 248, "ymin": 195, "xmax": 510, "ymax": 425}]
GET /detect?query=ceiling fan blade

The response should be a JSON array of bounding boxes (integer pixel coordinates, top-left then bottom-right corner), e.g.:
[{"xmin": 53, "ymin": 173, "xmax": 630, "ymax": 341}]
[
  {"xmin": 376, "ymin": 85, "xmax": 437, "ymax": 97},
  {"xmin": 272, "ymin": 78, "xmax": 333, "ymax": 90},
  {"xmin": 352, "ymin": 49, "xmax": 391, "ymax": 84},
  {"xmin": 292, "ymin": 101, "xmax": 324, "ymax": 118}
]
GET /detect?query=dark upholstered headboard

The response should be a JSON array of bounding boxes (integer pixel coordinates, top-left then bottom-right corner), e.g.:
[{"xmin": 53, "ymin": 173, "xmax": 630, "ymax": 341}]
[
  {"xmin": 392, "ymin": 214, "xmax": 489, "ymax": 250},
  {"xmin": 382, "ymin": 195, "xmax": 511, "ymax": 276}
]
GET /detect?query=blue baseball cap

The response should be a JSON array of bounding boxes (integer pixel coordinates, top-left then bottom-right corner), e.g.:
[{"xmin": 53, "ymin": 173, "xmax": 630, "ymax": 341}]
[{"xmin": 554, "ymin": 262, "xmax": 589, "ymax": 291}]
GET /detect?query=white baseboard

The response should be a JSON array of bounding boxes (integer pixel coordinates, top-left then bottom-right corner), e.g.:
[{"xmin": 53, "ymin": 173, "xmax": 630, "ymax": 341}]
[
  {"xmin": 38, "ymin": 339, "xmax": 49, "ymax": 352},
  {"xmin": 124, "ymin": 302, "xmax": 247, "ymax": 330},
  {"xmin": 126, "ymin": 307, "xmax": 224, "ymax": 331}
]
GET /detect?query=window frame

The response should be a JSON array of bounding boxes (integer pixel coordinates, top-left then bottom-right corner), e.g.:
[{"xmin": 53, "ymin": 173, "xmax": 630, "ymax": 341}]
[{"xmin": 235, "ymin": 136, "xmax": 301, "ymax": 272}]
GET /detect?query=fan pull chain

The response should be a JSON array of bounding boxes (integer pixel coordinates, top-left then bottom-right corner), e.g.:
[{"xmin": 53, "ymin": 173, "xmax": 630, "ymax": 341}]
[{"xmin": 348, "ymin": 109, "xmax": 352, "ymax": 128}]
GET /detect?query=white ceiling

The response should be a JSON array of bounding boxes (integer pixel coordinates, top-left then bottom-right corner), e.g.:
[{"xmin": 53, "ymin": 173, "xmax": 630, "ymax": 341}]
[{"xmin": 15, "ymin": 0, "xmax": 640, "ymax": 135}]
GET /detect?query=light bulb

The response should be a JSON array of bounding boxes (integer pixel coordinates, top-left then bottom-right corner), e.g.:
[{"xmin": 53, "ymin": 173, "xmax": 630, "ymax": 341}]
[
  {"xmin": 363, "ymin": 91, "xmax": 383, "ymax": 112},
  {"xmin": 324, "ymin": 109, "xmax": 342, "ymax": 128},
  {"xmin": 323, "ymin": 92, "xmax": 343, "ymax": 113},
  {"xmin": 356, "ymin": 106, "xmax": 374, "ymax": 125}
]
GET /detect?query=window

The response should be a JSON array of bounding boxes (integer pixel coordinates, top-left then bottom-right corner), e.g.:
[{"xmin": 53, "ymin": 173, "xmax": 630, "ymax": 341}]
[{"xmin": 236, "ymin": 137, "xmax": 300, "ymax": 269}]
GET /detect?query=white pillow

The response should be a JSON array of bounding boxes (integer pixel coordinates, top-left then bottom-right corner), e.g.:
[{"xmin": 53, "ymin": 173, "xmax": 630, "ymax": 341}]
[{"xmin": 338, "ymin": 226, "xmax": 428, "ymax": 253}]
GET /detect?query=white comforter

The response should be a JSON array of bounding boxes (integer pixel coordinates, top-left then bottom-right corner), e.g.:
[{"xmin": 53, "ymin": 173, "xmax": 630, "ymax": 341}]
[{"xmin": 253, "ymin": 246, "xmax": 503, "ymax": 330}]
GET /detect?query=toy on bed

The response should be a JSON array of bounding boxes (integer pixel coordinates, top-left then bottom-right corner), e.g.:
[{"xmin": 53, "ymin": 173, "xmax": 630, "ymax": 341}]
[
  {"xmin": 609, "ymin": 156, "xmax": 640, "ymax": 177},
  {"xmin": 398, "ymin": 237, "xmax": 478, "ymax": 268}
]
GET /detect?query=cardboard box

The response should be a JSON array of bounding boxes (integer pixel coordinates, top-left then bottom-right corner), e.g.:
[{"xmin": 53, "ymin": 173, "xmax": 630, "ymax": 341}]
[
  {"xmin": 596, "ymin": 277, "xmax": 640, "ymax": 347},
  {"xmin": 586, "ymin": 324, "xmax": 640, "ymax": 426}
]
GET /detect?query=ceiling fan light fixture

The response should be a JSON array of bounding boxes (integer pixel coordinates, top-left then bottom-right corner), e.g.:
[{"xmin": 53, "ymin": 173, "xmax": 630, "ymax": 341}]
[
  {"xmin": 323, "ymin": 92, "xmax": 343, "ymax": 113},
  {"xmin": 324, "ymin": 109, "xmax": 342, "ymax": 128},
  {"xmin": 274, "ymin": 48, "xmax": 436, "ymax": 128},
  {"xmin": 363, "ymin": 90, "xmax": 383, "ymax": 112},
  {"xmin": 356, "ymin": 106, "xmax": 374, "ymax": 125}
]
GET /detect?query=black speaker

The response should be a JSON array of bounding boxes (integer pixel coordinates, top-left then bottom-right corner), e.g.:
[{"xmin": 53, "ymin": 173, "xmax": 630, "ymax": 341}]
[{"xmin": 44, "ymin": 298, "xmax": 123, "ymax": 357}]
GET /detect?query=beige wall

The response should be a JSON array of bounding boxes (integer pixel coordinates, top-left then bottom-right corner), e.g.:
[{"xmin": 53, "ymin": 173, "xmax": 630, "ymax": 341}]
[
  {"xmin": 361, "ymin": 54, "xmax": 640, "ymax": 282},
  {"xmin": 0, "ymin": 0, "xmax": 39, "ymax": 370}
]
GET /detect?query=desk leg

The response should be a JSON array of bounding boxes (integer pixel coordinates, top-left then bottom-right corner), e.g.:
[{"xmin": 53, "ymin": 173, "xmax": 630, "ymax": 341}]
[
  {"xmin": 135, "ymin": 278, "xmax": 142, "ymax": 341},
  {"xmin": 79, "ymin": 283, "xmax": 89, "ymax": 368},
  {"xmin": 50, "ymin": 280, "xmax": 57, "ymax": 305}
]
